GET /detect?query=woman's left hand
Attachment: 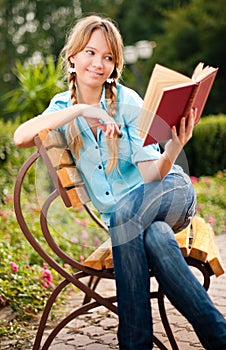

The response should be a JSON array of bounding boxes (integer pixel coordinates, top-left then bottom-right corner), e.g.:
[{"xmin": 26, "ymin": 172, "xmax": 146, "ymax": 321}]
[{"xmin": 172, "ymin": 108, "xmax": 197, "ymax": 148}]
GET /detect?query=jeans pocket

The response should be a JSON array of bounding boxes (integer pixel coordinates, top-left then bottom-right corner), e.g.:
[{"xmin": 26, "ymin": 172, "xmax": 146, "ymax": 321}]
[{"xmin": 173, "ymin": 192, "xmax": 196, "ymax": 233}]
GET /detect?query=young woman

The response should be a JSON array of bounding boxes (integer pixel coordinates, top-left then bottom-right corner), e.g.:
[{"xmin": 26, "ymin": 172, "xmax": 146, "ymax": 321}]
[{"xmin": 14, "ymin": 15, "xmax": 226, "ymax": 350}]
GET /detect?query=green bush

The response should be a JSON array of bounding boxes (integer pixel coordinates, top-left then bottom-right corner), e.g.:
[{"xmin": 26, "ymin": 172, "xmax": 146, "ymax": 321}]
[
  {"xmin": 0, "ymin": 119, "xmax": 35, "ymax": 203},
  {"xmin": 185, "ymin": 115, "xmax": 226, "ymax": 177},
  {"xmin": 191, "ymin": 171, "xmax": 226, "ymax": 235},
  {"xmin": 3, "ymin": 56, "xmax": 65, "ymax": 122}
]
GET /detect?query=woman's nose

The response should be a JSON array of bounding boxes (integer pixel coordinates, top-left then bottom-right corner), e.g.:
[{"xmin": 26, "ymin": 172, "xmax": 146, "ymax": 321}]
[{"xmin": 92, "ymin": 56, "xmax": 103, "ymax": 68}]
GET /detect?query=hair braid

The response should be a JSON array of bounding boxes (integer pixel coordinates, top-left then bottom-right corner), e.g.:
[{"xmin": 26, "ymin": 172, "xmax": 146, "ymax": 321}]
[
  {"xmin": 105, "ymin": 81, "xmax": 120, "ymax": 173},
  {"xmin": 67, "ymin": 72, "xmax": 84, "ymax": 159}
]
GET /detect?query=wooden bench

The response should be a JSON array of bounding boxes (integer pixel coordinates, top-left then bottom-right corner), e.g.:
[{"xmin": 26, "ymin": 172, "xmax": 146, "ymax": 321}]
[
  {"xmin": 14, "ymin": 128, "xmax": 224, "ymax": 350},
  {"xmin": 83, "ymin": 216, "xmax": 224, "ymax": 278}
]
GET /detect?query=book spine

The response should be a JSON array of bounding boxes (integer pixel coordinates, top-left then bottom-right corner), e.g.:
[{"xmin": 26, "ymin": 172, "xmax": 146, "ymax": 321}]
[{"xmin": 182, "ymin": 84, "xmax": 199, "ymax": 118}]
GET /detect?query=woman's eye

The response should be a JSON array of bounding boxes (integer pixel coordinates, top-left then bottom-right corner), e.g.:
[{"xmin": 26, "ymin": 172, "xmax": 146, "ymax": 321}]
[
  {"xmin": 86, "ymin": 50, "xmax": 94, "ymax": 55},
  {"xmin": 105, "ymin": 56, "xmax": 113, "ymax": 61}
]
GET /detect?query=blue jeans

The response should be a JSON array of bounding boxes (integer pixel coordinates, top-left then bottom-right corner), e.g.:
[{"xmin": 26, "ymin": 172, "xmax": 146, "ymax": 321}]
[{"xmin": 109, "ymin": 167, "xmax": 226, "ymax": 350}]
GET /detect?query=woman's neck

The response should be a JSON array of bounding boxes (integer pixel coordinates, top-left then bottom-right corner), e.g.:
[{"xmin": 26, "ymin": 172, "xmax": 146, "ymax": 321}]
[{"xmin": 76, "ymin": 85, "xmax": 103, "ymax": 105}]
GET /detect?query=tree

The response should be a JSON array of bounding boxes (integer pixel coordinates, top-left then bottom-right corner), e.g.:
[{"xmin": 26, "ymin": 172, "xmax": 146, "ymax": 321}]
[
  {"xmin": 152, "ymin": 0, "xmax": 226, "ymax": 114},
  {"xmin": 0, "ymin": 0, "xmax": 81, "ymax": 117}
]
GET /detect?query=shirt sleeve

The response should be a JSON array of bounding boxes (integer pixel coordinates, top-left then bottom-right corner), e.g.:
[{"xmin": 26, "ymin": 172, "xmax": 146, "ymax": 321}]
[{"xmin": 40, "ymin": 91, "xmax": 71, "ymax": 115}]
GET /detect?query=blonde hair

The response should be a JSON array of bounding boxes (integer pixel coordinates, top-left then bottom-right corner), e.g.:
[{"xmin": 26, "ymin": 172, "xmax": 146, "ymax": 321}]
[{"xmin": 60, "ymin": 15, "xmax": 124, "ymax": 173}]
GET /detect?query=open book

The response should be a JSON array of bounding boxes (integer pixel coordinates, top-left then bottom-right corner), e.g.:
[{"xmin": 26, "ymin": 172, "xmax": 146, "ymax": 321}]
[{"xmin": 138, "ymin": 62, "xmax": 218, "ymax": 146}]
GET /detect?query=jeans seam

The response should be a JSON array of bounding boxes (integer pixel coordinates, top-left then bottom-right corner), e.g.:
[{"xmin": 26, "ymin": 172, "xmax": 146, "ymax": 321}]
[{"xmin": 140, "ymin": 183, "xmax": 189, "ymax": 219}]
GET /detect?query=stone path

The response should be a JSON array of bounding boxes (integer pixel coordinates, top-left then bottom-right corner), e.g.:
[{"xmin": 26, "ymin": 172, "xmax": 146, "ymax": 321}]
[{"xmin": 0, "ymin": 234, "xmax": 226, "ymax": 350}]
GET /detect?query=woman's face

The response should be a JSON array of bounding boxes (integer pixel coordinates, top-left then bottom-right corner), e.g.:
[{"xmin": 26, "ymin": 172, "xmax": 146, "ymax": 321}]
[{"xmin": 70, "ymin": 29, "xmax": 115, "ymax": 90}]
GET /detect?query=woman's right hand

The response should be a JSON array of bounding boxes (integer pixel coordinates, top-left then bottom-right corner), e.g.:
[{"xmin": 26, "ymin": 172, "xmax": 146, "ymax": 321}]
[{"xmin": 82, "ymin": 105, "xmax": 121, "ymax": 138}]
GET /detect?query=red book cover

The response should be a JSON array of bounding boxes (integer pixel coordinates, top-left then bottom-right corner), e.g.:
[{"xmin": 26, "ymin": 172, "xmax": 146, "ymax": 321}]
[
  {"xmin": 143, "ymin": 84, "xmax": 195, "ymax": 145},
  {"xmin": 138, "ymin": 63, "xmax": 218, "ymax": 146}
]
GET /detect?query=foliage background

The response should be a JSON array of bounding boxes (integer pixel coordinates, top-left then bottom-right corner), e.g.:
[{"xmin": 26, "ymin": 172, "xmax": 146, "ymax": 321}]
[{"xmin": 1, "ymin": 0, "xmax": 226, "ymax": 119}]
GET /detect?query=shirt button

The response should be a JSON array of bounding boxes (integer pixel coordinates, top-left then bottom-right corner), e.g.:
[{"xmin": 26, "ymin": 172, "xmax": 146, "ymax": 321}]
[
  {"xmin": 98, "ymin": 165, "xmax": 102, "ymax": 170},
  {"xmin": 95, "ymin": 146, "xmax": 98, "ymax": 149},
  {"xmin": 105, "ymin": 191, "xmax": 110, "ymax": 195}
]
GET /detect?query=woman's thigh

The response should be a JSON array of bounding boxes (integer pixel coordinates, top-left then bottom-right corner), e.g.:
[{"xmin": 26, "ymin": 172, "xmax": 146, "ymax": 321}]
[{"xmin": 110, "ymin": 168, "xmax": 196, "ymax": 245}]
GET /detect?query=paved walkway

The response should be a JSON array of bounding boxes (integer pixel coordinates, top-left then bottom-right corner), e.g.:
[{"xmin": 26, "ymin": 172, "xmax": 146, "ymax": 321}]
[{"xmin": 1, "ymin": 234, "xmax": 226, "ymax": 350}]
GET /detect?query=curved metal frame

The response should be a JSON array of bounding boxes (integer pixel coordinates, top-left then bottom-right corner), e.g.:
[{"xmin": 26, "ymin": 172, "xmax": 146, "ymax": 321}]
[{"xmin": 14, "ymin": 152, "xmax": 212, "ymax": 350}]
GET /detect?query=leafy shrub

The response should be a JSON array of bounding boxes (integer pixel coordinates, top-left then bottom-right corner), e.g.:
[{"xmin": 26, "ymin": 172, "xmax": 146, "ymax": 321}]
[
  {"xmin": 3, "ymin": 56, "xmax": 66, "ymax": 122},
  {"xmin": 191, "ymin": 170, "xmax": 226, "ymax": 235},
  {"xmin": 0, "ymin": 119, "xmax": 36, "ymax": 203},
  {"xmin": 185, "ymin": 115, "xmax": 226, "ymax": 177}
]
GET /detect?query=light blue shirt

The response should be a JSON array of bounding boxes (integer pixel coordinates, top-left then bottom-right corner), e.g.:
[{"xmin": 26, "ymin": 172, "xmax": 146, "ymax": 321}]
[{"xmin": 41, "ymin": 84, "xmax": 165, "ymax": 225}]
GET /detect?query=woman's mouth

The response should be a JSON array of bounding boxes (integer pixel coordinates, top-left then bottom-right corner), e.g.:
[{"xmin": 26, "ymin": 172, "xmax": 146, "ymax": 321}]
[{"xmin": 87, "ymin": 69, "xmax": 103, "ymax": 78}]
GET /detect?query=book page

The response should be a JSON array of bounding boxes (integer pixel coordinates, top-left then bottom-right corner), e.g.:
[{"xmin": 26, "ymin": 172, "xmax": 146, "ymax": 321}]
[
  {"xmin": 194, "ymin": 66, "xmax": 217, "ymax": 83},
  {"xmin": 140, "ymin": 64, "xmax": 193, "ymax": 128}
]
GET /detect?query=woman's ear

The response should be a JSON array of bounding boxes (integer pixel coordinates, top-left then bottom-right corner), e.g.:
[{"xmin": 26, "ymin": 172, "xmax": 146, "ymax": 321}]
[{"xmin": 69, "ymin": 55, "xmax": 76, "ymax": 64}]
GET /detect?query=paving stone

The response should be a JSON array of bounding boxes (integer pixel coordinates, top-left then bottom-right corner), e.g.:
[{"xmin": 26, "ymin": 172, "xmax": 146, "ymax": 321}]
[
  {"xmin": 85, "ymin": 343, "xmax": 111, "ymax": 350},
  {"xmin": 66, "ymin": 334, "xmax": 92, "ymax": 346}
]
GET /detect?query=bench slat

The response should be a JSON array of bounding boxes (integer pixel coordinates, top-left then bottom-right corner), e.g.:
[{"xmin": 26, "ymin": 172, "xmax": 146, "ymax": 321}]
[
  {"xmin": 204, "ymin": 222, "xmax": 224, "ymax": 277},
  {"xmin": 175, "ymin": 225, "xmax": 191, "ymax": 257},
  {"xmin": 83, "ymin": 238, "xmax": 112, "ymax": 270},
  {"xmin": 47, "ymin": 147, "xmax": 74, "ymax": 168},
  {"xmin": 190, "ymin": 216, "xmax": 209, "ymax": 262},
  {"xmin": 57, "ymin": 166, "xmax": 83, "ymax": 187},
  {"xmin": 38, "ymin": 128, "xmax": 67, "ymax": 148},
  {"xmin": 66, "ymin": 186, "xmax": 90, "ymax": 207}
]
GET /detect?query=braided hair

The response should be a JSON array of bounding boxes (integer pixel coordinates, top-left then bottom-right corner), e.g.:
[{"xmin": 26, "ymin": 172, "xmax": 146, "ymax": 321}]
[{"xmin": 60, "ymin": 15, "xmax": 124, "ymax": 172}]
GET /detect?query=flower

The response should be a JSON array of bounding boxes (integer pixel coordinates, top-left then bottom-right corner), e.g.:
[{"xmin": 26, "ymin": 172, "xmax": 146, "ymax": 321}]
[
  {"xmin": 0, "ymin": 210, "xmax": 7, "ymax": 220},
  {"xmin": 10, "ymin": 261, "xmax": 18, "ymax": 273},
  {"xmin": 0, "ymin": 295, "xmax": 6, "ymax": 306},
  {"xmin": 40, "ymin": 264, "xmax": 54, "ymax": 289},
  {"xmin": 190, "ymin": 176, "xmax": 199, "ymax": 184},
  {"xmin": 81, "ymin": 230, "xmax": 88, "ymax": 240},
  {"xmin": 81, "ymin": 218, "xmax": 90, "ymax": 226},
  {"xmin": 208, "ymin": 215, "xmax": 216, "ymax": 226}
]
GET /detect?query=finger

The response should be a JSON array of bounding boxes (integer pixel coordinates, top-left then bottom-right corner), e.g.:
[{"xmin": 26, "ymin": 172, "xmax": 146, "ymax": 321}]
[
  {"xmin": 105, "ymin": 124, "xmax": 115, "ymax": 138},
  {"xmin": 179, "ymin": 117, "xmax": 186, "ymax": 135},
  {"xmin": 186, "ymin": 109, "xmax": 196, "ymax": 132}
]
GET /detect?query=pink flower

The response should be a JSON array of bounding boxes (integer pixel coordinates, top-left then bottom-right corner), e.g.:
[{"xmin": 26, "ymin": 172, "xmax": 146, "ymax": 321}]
[
  {"xmin": 72, "ymin": 236, "xmax": 78, "ymax": 244},
  {"xmin": 203, "ymin": 177, "xmax": 210, "ymax": 186},
  {"xmin": 74, "ymin": 217, "xmax": 81, "ymax": 224},
  {"xmin": 94, "ymin": 237, "xmax": 100, "ymax": 247},
  {"xmin": 0, "ymin": 295, "xmax": 6, "ymax": 306},
  {"xmin": 81, "ymin": 230, "xmax": 88, "ymax": 240},
  {"xmin": 208, "ymin": 215, "xmax": 216, "ymax": 226},
  {"xmin": 190, "ymin": 176, "xmax": 199, "ymax": 184},
  {"xmin": 217, "ymin": 171, "xmax": 223, "ymax": 178},
  {"xmin": 10, "ymin": 261, "xmax": 18, "ymax": 273},
  {"xmin": 5, "ymin": 194, "xmax": 13, "ymax": 204},
  {"xmin": 0, "ymin": 210, "xmax": 7, "ymax": 220},
  {"xmin": 64, "ymin": 263, "xmax": 70, "ymax": 269},
  {"xmin": 80, "ymin": 255, "xmax": 85, "ymax": 262},
  {"xmin": 40, "ymin": 264, "xmax": 54, "ymax": 289},
  {"xmin": 81, "ymin": 218, "xmax": 90, "ymax": 226}
]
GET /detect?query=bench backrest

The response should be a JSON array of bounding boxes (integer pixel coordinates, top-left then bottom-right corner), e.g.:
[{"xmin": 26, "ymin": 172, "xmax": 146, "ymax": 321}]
[{"xmin": 34, "ymin": 129, "xmax": 109, "ymax": 232}]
